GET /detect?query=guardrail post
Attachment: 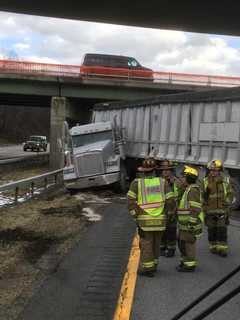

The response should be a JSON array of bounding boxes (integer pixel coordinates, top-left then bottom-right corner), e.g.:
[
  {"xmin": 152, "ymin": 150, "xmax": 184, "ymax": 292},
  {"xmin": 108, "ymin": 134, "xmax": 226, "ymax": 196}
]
[
  {"xmin": 15, "ymin": 187, "xmax": 19, "ymax": 204},
  {"xmin": 0, "ymin": 169, "xmax": 63, "ymax": 206},
  {"xmin": 31, "ymin": 182, "xmax": 34, "ymax": 196},
  {"xmin": 44, "ymin": 177, "xmax": 48, "ymax": 189}
]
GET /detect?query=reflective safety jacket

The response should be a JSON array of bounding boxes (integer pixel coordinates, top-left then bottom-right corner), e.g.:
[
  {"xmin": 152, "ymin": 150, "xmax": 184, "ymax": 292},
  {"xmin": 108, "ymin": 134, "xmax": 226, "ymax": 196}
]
[
  {"xmin": 202, "ymin": 176, "xmax": 233, "ymax": 215},
  {"xmin": 127, "ymin": 177, "xmax": 166, "ymax": 231},
  {"xmin": 177, "ymin": 184, "xmax": 204, "ymax": 238}
]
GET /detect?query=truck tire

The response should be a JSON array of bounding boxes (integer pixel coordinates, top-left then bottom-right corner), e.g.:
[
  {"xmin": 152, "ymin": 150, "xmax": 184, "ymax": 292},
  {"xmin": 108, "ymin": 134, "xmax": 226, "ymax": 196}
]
[
  {"xmin": 113, "ymin": 163, "xmax": 129, "ymax": 194},
  {"xmin": 230, "ymin": 177, "xmax": 240, "ymax": 210}
]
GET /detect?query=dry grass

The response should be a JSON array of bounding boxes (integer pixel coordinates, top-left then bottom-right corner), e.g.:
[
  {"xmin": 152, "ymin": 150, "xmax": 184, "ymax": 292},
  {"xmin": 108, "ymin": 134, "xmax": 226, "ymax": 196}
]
[{"xmin": 0, "ymin": 193, "xmax": 88, "ymax": 320}]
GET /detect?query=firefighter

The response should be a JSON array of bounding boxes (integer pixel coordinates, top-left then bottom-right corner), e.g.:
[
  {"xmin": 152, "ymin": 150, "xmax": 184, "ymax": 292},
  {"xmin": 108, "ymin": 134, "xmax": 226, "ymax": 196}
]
[
  {"xmin": 156, "ymin": 160, "xmax": 178, "ymax": 257},
  {"xmin": 202, "ymin": 160, "xmax": 233, "ymax": 257},
  {"xmin": 127, "ymin": 158, "xmax": 166, "ymax": 277},
  {"xmin": 177, "ymin": 165, "xmax": 204, "ymax": 272}
]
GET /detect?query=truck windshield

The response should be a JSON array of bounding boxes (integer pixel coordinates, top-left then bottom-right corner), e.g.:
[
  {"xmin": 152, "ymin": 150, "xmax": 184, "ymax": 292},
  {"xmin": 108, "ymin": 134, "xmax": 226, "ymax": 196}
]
[
  {"xmin": 72, "ymin": 130, "xmax": 112, "ymax": 148},
  {"xmin": 30, "ymin": 136, "xmax": 44, "ymax": 142}
]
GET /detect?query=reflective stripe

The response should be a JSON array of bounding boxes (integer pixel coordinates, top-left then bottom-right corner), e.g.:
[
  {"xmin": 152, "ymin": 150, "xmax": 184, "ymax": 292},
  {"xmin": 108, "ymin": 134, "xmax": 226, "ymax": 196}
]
[
  {"xmin": 184, "ymin": 260, "xmax": 197, "ymax": 267},
  {"xmin": 142, "ymin": 261, "xmax": 155, "ymax": 268},
  {"xmin": 166, "ymin": 191, "xmax": 175, "ymax": 199},
  {"xmin": 177, "ymin": 210, "xmax": 190, "ymax": 215},
  {"xmin": 140, "ymin": 201, "xmax": 164, "ymax": 209},
  {"xmin": 141, "ymin": 226, "xmax": 166, "ymax": 231},
  {"xmin": 137, "ymin": 216, "xmax": 165, "ymax": 224},
  {"xmin": 209, "ymin": 244, "xmax": 217, "ymax": 250},
  {"xmin": 206, "ymin": 209, "xmax": 226, "ymax": 214},
  {"xmin": 217, "ymin": 244, "xmax": 228, "ymax": 250},
  {"xmin": 127, "ymin": 190, "xmax": 136, "ymax": 199},
  {"xmin": 189, "ymin": 201, "xmax": 201, "ymax": 208},
  {"xmin": 189, "ymin": 217, "xmax": 198, "ymax": 223}
]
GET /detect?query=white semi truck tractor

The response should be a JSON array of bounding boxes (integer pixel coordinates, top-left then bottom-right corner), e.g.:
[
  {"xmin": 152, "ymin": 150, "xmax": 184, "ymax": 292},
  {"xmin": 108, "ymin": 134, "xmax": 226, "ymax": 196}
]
[{"xmin": 63, "ymin": 120, "xmax": 128, "ymax": 192}]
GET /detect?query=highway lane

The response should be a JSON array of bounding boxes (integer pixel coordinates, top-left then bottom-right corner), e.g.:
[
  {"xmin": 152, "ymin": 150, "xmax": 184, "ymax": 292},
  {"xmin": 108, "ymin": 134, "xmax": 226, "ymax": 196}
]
[
  {"xmin": 20, "ymin": 200, "xmax": 135, "ymax": 320},
  {"xmin": 131, "ymin": 221, "xmax": 240, "ymax": 320},
  {"xmin": 0, "ymin": 144, "xmax": 49, "ymax": 160}
]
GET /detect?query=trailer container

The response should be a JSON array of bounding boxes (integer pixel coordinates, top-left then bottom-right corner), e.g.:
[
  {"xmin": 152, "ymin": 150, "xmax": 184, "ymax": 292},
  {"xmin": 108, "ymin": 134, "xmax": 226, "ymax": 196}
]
[{"xmin": 93, "ymin": 87, "xmax": 240, "ymax": 207}]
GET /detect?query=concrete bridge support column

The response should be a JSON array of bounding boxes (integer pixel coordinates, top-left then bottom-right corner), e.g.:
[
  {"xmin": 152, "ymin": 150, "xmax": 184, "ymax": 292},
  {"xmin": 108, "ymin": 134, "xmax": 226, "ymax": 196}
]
[{"xmin": 50, "ymin": 97, "xmax": 67, "ymax": 170}]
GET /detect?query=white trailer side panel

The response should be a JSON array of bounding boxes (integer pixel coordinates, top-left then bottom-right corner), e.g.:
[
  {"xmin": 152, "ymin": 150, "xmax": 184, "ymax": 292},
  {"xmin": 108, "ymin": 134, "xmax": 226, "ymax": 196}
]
[{"xmin": 93, "ymin": 91, "xmax": 240, "ymax": 169}]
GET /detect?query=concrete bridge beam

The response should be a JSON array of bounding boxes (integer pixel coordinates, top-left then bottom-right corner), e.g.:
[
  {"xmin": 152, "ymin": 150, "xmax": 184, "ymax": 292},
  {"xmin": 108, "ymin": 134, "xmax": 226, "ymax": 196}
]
[
  {"xmin": 50, "ymin": 96, "xmax": 88, "ymax": 169},
  {"xmin": 50, "ymin": 97, "xmax": 67, "ymax": 170}
]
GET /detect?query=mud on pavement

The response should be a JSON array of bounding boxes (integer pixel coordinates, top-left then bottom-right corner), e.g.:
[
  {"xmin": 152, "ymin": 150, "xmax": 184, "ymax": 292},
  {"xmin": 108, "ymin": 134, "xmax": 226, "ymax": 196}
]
[{"xmin": 0, "ymin": 188, "xmax": 123, "ymax": 320}]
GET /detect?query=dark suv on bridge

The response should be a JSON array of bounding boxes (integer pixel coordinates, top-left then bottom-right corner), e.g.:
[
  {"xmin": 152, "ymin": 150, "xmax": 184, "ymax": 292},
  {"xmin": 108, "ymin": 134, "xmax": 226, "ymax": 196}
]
[
  {"xmin": 81, "ymin": 53, "xmax": 154, "ymax": 81},
  {"xmin": 23, "ymin": 135, "xmax": 47, "ymax": 152}
]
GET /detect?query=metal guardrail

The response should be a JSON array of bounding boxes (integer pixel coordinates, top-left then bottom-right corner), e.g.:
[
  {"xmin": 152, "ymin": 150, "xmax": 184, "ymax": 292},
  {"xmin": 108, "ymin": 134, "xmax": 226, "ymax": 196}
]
[
  {"xmin": 1, "ymin": 59, "xmax": 240, "ymax": 87},
  {"xmin": 0, "ymin": 169, "xmax": 63, "ymax": 204}
]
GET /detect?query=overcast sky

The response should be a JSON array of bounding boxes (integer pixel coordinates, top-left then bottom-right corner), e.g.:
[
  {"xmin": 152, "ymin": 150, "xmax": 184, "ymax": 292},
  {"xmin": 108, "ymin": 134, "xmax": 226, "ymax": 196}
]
[{"xmin": 0, "ymin": 11, "xmax": 240, "ymax": 76}]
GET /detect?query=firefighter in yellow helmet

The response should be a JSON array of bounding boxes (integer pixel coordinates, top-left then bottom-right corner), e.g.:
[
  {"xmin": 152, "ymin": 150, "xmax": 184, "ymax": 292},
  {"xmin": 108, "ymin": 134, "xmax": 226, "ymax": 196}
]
[
  {"xmin": 202, "ymin": 160, "xmax": 233, "ymax": 257},
  {"xmin": 127, "ymin": 158, "xmax": 166, "ymax": 277},
  {"xmin": 177, "ymin": 166, "xmax": 204, "ymax": 272},
  {"xmin": 156, "ymin": 160, "xmax": 179, "ymax": 257}
]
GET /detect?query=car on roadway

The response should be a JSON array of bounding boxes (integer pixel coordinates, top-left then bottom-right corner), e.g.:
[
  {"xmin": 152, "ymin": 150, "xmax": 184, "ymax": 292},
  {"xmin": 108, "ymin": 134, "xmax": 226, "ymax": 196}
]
[
  {"xmin": 80, "ymin": 53, "xmax": 154, "ymax": 81},
  {"xmin": 23, "ymin": 135, "xmax": 47, "ymax": 152}
]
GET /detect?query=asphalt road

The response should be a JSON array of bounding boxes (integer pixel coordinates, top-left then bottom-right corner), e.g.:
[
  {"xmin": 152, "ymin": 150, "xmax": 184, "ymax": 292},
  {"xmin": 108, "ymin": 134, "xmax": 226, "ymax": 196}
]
[
  {"xmin": 0, "ymin": 144, "xmax": 49, "ymax": 160},
  {"xmin": 131, "ymin": 220, "xmax": 240, "ymax": 320},
  {"xmin": 19, "ymin": 200, "xmax": 135, "ymax": 320}
]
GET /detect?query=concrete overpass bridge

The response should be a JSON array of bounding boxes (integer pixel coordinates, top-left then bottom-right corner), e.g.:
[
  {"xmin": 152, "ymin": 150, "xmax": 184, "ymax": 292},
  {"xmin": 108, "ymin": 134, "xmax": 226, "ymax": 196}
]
[
  {"xmin": 1, "ymin": 59, "xmax": 240, "ymax": 168},
  {"xmin": 2, "ymin": 59, "xmax": 238, "ymax": 104},
  {"xmin": 1, "ymin": 59, "xmax": 239, "ymax": 107}
]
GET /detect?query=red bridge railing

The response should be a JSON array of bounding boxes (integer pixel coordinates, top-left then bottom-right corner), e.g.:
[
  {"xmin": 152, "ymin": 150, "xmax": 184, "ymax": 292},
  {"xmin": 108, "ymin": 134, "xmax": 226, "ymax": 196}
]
[{"xmin": 0, "ymin": 59, "xmax": 240, "ymax": 87}]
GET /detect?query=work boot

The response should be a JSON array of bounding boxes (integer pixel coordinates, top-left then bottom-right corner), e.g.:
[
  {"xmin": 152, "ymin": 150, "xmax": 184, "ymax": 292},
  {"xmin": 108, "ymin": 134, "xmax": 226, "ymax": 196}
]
[
  {"xmin": 210, "ymin": 248, "xmax": 218, "ymax": 254},
  {"xmin": 176, "ymin": 264, "xmax": 195, "ymax": 272},
  {"xmin": 160, "ymin": 247, "xmax": 166, "ymax": 256},
  {"xmin": 137, "ymin": 270, "xmax": 155, "ymax": 277},
  {"xmin": 209, "ymin": 245, "xmax": 218, "ymax": 254},
  {"xmin": 165, "ymin": 248, "xmax": 175, "ymax": 258},
  {"xmin": 218, "ymin": 251, "xmax": 228, "ymax": 257}
]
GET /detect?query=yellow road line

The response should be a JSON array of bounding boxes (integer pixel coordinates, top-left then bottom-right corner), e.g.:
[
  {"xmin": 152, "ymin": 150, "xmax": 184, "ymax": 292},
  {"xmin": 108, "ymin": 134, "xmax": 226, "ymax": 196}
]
[{"xmin": 113, "ymin": 234, "xmax": 140, "ymax": 320}]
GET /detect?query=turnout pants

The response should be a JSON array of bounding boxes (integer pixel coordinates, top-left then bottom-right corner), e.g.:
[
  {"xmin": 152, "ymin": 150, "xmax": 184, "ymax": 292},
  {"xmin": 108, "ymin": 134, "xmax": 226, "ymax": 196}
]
[
  {"xmin": 205, "ymin": 214, "xmax": 228, "ymax": 253},
  {"xmin": 138, "ymin": 229, "xmax": 163, "ymax": 272},
  {"xmin": 178, "ymin": 230, "xmax": 197, "ymax": 268},
  {"xmin": 161, "ymin": 214, "xmax": 177, "ymax": 251}
]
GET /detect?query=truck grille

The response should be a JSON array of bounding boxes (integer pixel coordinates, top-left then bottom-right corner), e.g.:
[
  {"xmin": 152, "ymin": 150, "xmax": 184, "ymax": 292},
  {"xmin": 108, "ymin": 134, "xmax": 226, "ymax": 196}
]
[{"xmin": 76, "ymin": 152, "xmax": 104, "ymax": 177}]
